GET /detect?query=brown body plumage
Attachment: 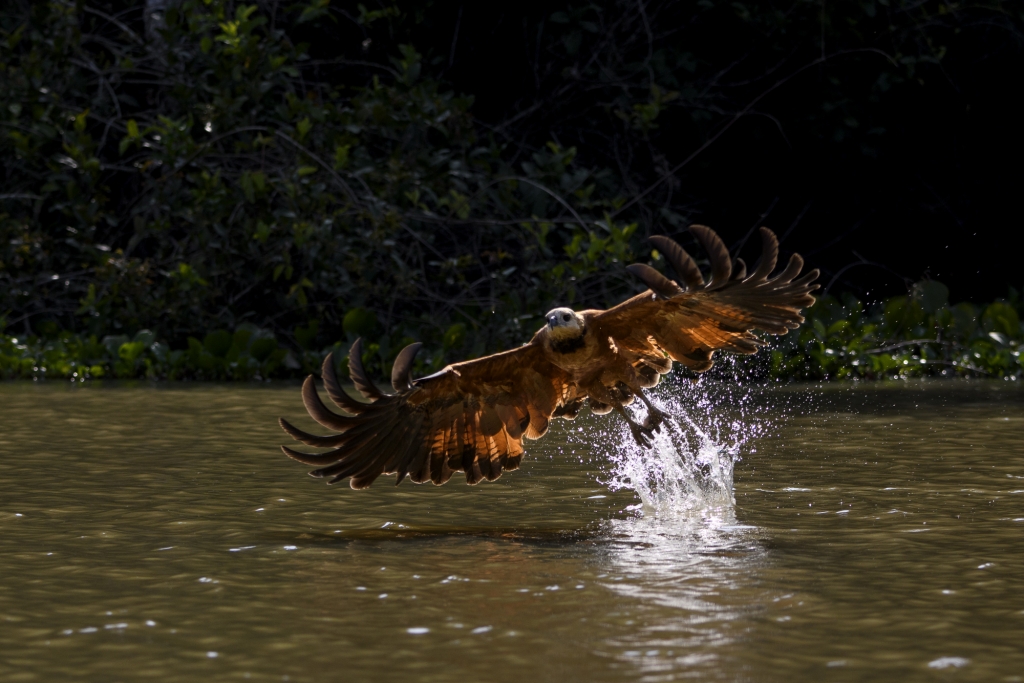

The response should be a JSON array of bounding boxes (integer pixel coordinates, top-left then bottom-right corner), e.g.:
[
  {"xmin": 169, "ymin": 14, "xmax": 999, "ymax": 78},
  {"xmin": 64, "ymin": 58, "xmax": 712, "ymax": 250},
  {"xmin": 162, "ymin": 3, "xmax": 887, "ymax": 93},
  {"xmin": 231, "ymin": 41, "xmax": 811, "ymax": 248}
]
[{"xmin": 279, "ymin": 225, "xmax": 819, "ymax": 489}]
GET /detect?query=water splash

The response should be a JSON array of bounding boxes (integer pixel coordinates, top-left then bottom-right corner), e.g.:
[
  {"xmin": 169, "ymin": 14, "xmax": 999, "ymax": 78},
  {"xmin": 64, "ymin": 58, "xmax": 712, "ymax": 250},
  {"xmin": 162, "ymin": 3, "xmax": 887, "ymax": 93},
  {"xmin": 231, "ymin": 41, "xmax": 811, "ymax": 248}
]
[
  {"xmin": 594, "ymin": 379, "xmax": 768, "ymax": 516},
  {"xmin": 590, "ymin": 381, "xmax": 773, "ymax": 673}
]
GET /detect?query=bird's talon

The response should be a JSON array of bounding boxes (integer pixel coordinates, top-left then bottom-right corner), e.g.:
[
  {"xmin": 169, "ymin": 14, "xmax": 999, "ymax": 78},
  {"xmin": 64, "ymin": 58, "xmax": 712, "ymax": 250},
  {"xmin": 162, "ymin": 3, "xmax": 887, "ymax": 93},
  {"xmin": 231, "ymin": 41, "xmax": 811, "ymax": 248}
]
[
  {"xmin": 642, "ymin": 407, "xmax": 668, "ymax": 432},
  {"xmin": 629, "ymin": 422, "xmax": 654, "ymax": 449}
]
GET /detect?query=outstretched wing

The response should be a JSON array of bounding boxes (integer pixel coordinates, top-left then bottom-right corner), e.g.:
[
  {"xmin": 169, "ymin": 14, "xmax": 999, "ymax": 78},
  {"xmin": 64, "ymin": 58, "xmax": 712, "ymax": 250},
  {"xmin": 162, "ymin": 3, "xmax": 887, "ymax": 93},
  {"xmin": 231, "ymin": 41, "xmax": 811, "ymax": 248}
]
[
  {"xmin": 279, "ymin": 340, "xmax": 574, "ymax": 489},
  {"xmin": 594, "ymin": 225, "xmax": 819, "ymax": 374}
]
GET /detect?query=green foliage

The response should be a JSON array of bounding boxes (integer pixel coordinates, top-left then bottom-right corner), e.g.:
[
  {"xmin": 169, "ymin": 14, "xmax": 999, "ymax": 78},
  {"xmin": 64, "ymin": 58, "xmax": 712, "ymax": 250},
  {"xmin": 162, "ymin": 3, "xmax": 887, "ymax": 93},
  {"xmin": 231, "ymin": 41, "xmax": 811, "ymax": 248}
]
[
  {"xmin": 768, "ymin": 285, "xmax": 1024, "ymax": 381},
  {"xmin": 1, "ymin": 0, "xmax": 1020, "ymax": 382},
  {"xmin": 4, "ymin": 283, "xmax": 1021, "ymax": 383},
  {"xmin": 0, "ymin": 0, "xmax": 644, "ymax": 377},
  {"xmin": 0, "ymin": 322, "xmax": 289, "ymax": 381}
]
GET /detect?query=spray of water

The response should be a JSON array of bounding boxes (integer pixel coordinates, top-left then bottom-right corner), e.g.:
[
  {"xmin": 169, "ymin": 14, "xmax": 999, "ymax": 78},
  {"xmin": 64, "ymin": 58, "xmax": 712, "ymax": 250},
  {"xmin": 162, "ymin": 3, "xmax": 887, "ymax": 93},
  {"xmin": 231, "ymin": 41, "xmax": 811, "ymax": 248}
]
[
  {"xmin": 593, "ymin": 378, "xmax": 769, "ymax": 517},
  {"xmin": 588, "ymin": 379, "xmax": 775, "ymax": 673}
]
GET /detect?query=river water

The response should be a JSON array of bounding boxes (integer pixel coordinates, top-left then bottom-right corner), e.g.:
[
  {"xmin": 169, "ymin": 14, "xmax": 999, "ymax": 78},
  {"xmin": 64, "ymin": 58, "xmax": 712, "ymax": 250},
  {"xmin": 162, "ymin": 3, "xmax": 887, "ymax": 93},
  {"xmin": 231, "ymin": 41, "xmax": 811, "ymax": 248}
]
[{"xmin": 1, "ymin": 380, "xmax": 1022, "ymax": 682}]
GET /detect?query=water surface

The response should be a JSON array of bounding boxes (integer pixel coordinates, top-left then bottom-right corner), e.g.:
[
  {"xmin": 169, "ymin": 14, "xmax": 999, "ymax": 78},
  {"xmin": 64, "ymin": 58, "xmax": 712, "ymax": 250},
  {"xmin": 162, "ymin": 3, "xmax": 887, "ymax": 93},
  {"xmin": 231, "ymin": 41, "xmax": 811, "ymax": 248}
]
[{"xmin": 1, "ymin": 380, "xmax": 1022, "ymax": 682}]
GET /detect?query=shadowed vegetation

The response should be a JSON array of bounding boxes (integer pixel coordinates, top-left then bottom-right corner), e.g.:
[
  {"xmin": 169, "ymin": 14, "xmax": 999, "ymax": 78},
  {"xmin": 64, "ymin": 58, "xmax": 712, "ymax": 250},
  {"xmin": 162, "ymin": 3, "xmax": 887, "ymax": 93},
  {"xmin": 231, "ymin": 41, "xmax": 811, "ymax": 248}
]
[
  {"xmin": 3, "ymin": 283, "xmax": 1022, "ymax": 381},
  {"xmin": 2, "ymin": 0, "xmax": 1021, "ymax": 380}
]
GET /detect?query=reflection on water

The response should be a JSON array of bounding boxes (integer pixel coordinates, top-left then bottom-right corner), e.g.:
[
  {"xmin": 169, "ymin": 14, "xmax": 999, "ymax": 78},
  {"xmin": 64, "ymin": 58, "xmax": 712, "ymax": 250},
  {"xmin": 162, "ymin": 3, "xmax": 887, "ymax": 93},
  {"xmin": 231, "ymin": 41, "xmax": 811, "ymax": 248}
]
[
  {"xmin": 600, "ymin": 509, "xmax": 765, "ymax": 677},
  {"xmin": 1, "ymin": 380, "xmax": 1024, "ymax": 682},
  {"xmin": 592, "ymin": 382, "xmax": 769, "ymax": 677}
]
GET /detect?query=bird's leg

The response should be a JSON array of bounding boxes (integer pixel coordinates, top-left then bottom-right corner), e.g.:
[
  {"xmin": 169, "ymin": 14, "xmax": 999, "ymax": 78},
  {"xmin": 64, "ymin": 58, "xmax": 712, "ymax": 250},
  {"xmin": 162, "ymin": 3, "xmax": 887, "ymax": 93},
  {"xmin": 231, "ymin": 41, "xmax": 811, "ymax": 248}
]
[
  {"xmin": 612, "ymin": 404, "xmax": 655, "ymax": 449},
  {"xmin": 632, "ymin": 389, "xmax": 669, "ymax": 433},
  {"xmin": 587, "ymin": 379, "xmax": 656, "ymax": 449},
  {"xmin": 608, "ymin": 357, "xmax": 669, "ymax": 437}
]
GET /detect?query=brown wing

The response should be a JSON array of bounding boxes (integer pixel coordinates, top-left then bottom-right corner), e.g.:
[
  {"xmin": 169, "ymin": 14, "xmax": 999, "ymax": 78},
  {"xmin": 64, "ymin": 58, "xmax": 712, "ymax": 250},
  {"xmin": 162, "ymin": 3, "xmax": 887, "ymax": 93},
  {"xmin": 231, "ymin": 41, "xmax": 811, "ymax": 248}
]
[
  {"xmin": 278, "ymin": 339, "xmax": 574, "ymax": 489},
  {"xmin": 593, "ymin": 225, "xmax": 819, "ymax": 374}
]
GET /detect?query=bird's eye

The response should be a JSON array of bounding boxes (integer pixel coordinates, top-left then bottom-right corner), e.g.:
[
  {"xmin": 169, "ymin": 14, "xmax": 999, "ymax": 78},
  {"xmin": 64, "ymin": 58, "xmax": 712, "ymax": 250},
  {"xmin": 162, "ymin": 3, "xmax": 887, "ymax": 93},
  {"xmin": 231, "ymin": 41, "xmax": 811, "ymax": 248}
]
[{"xmin": 562, "ymin": 314, "xmax": 571, "ymax": 322}]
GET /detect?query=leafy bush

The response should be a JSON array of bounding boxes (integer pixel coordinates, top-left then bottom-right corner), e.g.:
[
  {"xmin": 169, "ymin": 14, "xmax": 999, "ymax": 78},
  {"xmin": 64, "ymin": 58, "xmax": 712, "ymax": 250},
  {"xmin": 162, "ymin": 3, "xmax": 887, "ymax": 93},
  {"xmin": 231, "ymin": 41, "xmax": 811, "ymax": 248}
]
[
  {"xmin": 769, "ymin": 284, "xmax": 1024, "ymax": 381},
  {"xmin": 0, "ymin": 323, "xmax": 289, "ymax": 381},
  {"xmin": 4, "ymin": 283, "xmax": 1021, "ymax": 382},
  {"xmin": 4, "ymin": 0, "xmax": 1019, "ymax": 380},
  {"xmin": 0, "ymin": 0, "xmax": 643, "ymax": 378}
]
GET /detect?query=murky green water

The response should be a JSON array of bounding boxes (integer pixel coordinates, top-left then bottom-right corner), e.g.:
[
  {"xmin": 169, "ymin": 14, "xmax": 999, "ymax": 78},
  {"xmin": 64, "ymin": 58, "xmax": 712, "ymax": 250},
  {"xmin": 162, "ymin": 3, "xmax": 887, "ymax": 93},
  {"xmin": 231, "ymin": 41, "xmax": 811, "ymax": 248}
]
[{"xmin": 1, "ymin": 380, "xmax": 1023, "ymax": 682}]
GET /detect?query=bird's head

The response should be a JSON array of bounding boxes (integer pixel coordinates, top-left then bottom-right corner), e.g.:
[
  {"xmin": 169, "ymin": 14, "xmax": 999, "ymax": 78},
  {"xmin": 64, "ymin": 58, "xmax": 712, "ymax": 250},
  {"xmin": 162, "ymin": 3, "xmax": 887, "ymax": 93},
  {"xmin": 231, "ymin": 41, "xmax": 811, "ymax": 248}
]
[{"xmin": 545, "ymin": 307, "xmax": 584, "ymax": 340}]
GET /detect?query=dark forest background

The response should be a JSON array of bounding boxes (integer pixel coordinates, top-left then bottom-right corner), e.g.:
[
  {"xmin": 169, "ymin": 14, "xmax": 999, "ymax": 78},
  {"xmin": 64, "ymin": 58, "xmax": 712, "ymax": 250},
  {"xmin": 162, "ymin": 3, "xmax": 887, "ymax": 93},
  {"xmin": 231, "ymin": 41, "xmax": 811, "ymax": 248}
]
[{"xmin": 2, "ymin": 0, "xmax": 1023, "ymax": 379}]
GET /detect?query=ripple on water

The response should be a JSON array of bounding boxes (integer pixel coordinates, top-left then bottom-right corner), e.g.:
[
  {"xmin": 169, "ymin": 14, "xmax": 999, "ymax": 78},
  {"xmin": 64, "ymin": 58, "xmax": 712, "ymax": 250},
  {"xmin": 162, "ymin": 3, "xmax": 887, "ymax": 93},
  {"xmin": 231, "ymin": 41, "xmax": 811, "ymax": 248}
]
[{"xmin": 2, "ymin": 380, "xmax": 1024, "ymax": 683}]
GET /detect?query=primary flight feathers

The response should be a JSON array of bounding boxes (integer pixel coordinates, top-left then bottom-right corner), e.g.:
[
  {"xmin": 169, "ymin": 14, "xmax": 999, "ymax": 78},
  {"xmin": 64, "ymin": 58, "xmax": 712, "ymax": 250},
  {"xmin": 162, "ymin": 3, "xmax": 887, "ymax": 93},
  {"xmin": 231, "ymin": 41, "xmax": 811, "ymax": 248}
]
[{"xmin": 279, "ymin": 225, "xmax": 819, "ymax": 489}]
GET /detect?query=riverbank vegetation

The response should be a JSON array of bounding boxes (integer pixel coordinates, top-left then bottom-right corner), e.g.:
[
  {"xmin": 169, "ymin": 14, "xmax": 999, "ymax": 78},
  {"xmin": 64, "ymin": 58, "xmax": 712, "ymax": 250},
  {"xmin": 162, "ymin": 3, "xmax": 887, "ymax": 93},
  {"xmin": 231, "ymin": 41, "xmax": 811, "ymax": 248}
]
[
  {"xmin": 2, "ymin": 1, "xmax": 1021, "ymax": 382},
  {"xmin": 3, "ymin": 282, "xmax": 1021, "ymax": 381}
]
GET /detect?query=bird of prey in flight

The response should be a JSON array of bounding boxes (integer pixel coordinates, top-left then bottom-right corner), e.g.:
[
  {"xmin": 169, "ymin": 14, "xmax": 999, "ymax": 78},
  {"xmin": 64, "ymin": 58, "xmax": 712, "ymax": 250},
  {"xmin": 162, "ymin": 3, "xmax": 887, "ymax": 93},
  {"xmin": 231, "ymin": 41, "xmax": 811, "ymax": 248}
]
[{"xmin": 279, "ymin": 225, "xmax": 818, "ymax": 489}]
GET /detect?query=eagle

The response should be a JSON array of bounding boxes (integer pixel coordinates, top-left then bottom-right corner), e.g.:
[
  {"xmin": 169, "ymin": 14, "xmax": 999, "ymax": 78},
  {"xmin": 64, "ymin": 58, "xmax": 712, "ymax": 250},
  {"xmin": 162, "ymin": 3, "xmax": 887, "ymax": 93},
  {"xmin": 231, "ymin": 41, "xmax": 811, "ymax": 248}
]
[{"xmin": 279, "ymin": 225, "xmax": 818, "ymax": 489}]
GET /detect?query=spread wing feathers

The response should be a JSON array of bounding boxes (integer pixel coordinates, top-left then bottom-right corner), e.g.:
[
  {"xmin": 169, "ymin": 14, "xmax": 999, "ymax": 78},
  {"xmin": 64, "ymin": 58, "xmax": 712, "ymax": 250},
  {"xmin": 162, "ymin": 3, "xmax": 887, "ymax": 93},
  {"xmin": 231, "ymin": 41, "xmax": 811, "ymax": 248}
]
[
  {"xmin": 688, "ymin": 224, "xmax": 732, "ymax": 289},
  {"xmin": 391, "ymin": 342, "xmax": 421, "ymax": 392},
  {"xmin": 731, "ymin": 258, "xmax": 747, "ymax": 281},
  {"xmin": 649, "ymin": 234, "xmax": 704, "ymax": 288},
  {"xmin": 348, "ymin": 338, "xmax": 386, "ymax": 401},
  {"xmin": 601, "ymin": 225, "xmax": 819, "ymax": 373},
  {"xmin": 279, "ymin": 343, "xmax": 574, "ymax": 489},
  {"xmin": 625, "ymin": 264, "xmax": 684, "ymax": 299}
]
